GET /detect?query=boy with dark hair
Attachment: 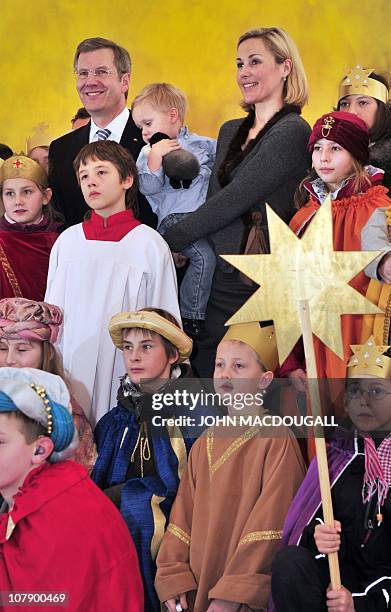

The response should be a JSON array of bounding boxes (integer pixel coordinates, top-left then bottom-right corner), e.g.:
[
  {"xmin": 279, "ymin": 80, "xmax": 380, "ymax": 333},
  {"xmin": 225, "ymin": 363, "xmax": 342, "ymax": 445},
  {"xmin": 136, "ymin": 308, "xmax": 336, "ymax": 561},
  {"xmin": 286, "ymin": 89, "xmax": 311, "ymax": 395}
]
[
  {"xmin": 93, "ymin": 307, "xmax": 197, "ymax": 611},
  {"xmin": 0, "ymin": 367, "xmax": 143, "ymax": 611},
  {"xmin": 45, "ymin": 141, "xmax": 180, "ymax": 427}
]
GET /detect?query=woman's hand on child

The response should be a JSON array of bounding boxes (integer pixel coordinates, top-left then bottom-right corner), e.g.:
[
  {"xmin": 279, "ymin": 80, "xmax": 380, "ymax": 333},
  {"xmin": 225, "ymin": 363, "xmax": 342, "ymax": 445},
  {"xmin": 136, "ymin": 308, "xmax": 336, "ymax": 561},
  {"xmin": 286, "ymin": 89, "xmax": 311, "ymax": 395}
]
[
  {"xmin": 288, "ymin": 368, "xmax": 307, "ymax": 392},
  {"xmin": 314, "ymin": 520, "xmax": 341, "ymax": 554},
  {"xmin": 206, "ymin": 599, "xmax": 240, "ymax": 612},
  {"xmin": 148, "ymin": 139, "xmax": 182, "ymax": 172},
  {"xmin": 326, "ymin": 585, "xmax": 355, "ymax": 611},
  {"xmin": 378, "ymin": 252, "xmax": 391, "ymax": 284},
  {"xmin": 165, "ymin": 593, "xmax": 188, "ymax": 611}
]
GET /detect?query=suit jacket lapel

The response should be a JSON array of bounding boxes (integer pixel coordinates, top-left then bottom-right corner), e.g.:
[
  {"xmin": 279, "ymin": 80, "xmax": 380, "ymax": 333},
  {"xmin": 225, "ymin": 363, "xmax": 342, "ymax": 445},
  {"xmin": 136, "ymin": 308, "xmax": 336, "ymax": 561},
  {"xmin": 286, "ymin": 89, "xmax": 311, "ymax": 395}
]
[
  {"xmin": 69, "ymin": 123, "xmax": 90, "ymax": 158},
  {"xmin": 120, "ymin": 112, "xmax": 143, "ymax": 159}
]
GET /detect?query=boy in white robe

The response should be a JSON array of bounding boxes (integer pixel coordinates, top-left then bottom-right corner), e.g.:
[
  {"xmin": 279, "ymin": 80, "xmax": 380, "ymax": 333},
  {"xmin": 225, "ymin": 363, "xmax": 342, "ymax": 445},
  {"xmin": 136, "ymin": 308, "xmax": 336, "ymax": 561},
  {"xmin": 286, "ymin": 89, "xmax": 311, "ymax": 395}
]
[{"xmin": 45, "ymin": 140, "xmax": 180, "ymax": 426}]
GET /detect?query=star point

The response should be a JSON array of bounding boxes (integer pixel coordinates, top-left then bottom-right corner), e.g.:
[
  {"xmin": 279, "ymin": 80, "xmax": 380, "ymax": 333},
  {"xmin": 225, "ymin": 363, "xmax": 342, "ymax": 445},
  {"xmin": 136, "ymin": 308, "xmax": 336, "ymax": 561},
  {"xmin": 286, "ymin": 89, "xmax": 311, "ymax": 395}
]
[{"xmin": 223, "ymin": 197, "xmax": 383, "ymax": 364}]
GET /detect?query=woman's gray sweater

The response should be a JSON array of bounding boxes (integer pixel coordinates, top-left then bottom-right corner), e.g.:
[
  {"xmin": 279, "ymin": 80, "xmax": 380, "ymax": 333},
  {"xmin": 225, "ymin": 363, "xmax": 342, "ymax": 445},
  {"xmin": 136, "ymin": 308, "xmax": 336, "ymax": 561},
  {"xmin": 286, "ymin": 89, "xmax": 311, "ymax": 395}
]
[{"xmin": 164, "ymin": 112, "xmax": 311, "ymax": 272}]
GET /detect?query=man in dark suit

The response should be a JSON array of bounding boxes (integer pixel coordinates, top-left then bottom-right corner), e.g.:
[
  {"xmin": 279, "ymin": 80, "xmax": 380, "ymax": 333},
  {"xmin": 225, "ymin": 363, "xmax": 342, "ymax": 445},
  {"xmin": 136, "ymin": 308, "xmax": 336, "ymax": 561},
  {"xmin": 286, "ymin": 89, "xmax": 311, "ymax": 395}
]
[{"xmin": 49, "ymin": 37, "xmax": 156, "ymax": 228}]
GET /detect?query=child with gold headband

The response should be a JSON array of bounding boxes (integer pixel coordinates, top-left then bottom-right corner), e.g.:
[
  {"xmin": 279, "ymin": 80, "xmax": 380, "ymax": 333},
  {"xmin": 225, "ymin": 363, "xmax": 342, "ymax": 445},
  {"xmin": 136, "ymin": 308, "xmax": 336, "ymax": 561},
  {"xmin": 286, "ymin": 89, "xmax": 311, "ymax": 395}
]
[
  {"xmin": 93, "ymin": 307, "xmax": 200, "ymax": 612},
  {"xmin": 336, "ymin": 65, "xmax": 391, "ymax": 190},
  {"xmin": 0, "ymin": 296, "xmax": 96, "ymax": 472},
  {"xmin": 155, "ymin": 322, "xmax": 305, "ymax": 612},
  {"xmin": 272, "ymin": 338, "xmax": 391, "ymax": 611},
  {"xmin": 0, "ymin": 154, "xmax": 61, "ymax": 302},
  {"xmin": 333, "ymin": 66, "xmax": 391, "ymax": 353},
  {"xmin": 0, "ymin": 367, "xmax": 143, "ymax": 611}
]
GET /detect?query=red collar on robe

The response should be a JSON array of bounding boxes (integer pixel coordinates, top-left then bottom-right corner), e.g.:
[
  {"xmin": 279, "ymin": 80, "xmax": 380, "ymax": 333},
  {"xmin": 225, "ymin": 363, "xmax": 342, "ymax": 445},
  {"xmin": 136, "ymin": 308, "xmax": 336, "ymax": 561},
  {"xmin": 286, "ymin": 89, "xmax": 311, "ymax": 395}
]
[
  {"xmin": 0, "ymin": 462, "xmax": 88, "ymax": 543},
  {"xmin": 82, "ymin": 209, "xmax": 141, "ymax": 241}
]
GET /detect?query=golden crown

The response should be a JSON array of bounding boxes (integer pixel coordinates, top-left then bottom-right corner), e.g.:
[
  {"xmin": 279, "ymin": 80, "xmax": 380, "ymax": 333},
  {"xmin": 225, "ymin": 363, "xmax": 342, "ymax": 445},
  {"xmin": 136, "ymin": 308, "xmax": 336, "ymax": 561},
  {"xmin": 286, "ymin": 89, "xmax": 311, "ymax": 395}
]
[
  {"xmin": 347, "ymin": 336, "xmax": 391, "ymax": 379},
  {"xmin": 222, "ymin": 322, "xmax": 279, "ymax": 372},
  {"xmin": 339, "ymin": 65, "xmax": 388, "ymax": 104},
  {"xmin": 0, "ymin": 155, "xmax": 48, "ymax": 188}
]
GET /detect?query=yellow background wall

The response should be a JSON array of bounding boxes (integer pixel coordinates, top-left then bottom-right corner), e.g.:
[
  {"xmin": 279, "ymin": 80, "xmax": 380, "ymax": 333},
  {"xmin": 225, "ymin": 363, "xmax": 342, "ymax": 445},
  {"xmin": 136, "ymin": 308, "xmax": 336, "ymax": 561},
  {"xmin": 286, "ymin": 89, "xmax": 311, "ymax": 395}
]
[{"xmin": 1, "ymin": 0, "xmax": 391, "ymax": 151}]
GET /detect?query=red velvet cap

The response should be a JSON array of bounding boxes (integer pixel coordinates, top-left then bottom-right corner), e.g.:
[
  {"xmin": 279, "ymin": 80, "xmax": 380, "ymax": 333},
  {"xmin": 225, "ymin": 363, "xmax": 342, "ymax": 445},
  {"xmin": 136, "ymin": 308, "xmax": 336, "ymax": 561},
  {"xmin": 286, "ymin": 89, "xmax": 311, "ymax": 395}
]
[{"xmin": 308, "ymin": 111, "xmax": 369, "ymax": 163}]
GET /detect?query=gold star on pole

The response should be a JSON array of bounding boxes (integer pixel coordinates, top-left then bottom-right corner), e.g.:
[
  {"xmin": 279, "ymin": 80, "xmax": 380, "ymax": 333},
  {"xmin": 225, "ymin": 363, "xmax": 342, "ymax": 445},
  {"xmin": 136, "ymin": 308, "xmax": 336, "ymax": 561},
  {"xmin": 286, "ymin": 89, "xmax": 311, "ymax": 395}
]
[{"xmin": 223, "ymin": 197, "xmax": 383, "ymax": 363}]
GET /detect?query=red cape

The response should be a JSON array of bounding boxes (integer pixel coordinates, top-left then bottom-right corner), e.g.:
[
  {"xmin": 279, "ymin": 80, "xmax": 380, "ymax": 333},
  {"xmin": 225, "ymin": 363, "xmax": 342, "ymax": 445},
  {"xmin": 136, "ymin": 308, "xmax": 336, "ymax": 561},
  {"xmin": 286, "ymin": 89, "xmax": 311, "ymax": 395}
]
[
  {"xmin": 0, "ymin": 229, "xmax": 58, "ymax": 301},
  {"xmin": 0, "ymin": 461, "xmax": 144, "ymax": 611}
]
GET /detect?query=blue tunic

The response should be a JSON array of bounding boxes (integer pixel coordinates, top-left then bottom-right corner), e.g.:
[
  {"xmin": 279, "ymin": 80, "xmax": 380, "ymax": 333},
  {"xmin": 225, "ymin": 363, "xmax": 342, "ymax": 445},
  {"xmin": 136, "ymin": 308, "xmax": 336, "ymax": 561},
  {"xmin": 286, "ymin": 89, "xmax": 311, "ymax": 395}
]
[{"xmin": 93, "ymin": 376, "xmax": 200, "ymax": 611}]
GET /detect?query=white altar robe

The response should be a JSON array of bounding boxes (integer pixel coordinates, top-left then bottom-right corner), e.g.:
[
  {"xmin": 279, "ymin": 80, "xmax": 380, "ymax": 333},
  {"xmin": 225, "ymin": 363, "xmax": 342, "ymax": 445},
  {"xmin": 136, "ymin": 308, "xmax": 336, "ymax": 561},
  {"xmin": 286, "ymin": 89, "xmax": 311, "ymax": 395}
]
[{"xmin": 45, "ymin": 223, "xmax": 180, "ymax": 426}]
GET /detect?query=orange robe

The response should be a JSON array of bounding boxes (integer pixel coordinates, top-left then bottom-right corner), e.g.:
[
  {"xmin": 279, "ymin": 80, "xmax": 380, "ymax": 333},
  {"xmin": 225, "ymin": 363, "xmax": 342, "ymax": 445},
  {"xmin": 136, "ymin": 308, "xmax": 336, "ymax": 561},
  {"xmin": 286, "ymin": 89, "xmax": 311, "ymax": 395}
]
[
  {"xmin": 289, "ymin": 185, "xmax": 390, "ymax": 381},
  {"xmin": 155, "ymin": 425, "xmax": 305, "ymax": 611}
]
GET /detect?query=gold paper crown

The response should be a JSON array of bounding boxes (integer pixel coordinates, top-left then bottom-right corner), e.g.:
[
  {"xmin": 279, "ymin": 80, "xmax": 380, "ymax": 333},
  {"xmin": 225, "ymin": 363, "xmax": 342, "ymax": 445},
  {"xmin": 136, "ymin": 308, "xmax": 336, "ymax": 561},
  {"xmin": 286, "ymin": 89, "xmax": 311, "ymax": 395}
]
[
  {"xmin": 109, "ymin": 310, "xmax": 193, "ymax": 362},
  {"xmin": 347, "ymin": 336, "xmax": 391, "ymax": 379},
  {"xmin": 339, "ymin": 65, "xmax": 389, "ymax": 104},
  {"xmin": 0, "ymin": 155, "xmax": 48, "ymax": 189},
  {"xmin": 26, "ymin": 123, "xmax": 55, "ymax": 155},
  {"xmin": 222, "ymin": 322, "xmax": 279, "ymax": 372}
]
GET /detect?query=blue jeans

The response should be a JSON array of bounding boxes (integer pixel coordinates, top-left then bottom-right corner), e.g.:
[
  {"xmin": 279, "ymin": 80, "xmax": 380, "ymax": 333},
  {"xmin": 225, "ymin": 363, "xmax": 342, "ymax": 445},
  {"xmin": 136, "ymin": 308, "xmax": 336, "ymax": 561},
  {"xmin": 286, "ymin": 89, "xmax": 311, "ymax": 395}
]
[{"xmin": 158, "ymin": 213, "xmax": 216, "ymax": 319}]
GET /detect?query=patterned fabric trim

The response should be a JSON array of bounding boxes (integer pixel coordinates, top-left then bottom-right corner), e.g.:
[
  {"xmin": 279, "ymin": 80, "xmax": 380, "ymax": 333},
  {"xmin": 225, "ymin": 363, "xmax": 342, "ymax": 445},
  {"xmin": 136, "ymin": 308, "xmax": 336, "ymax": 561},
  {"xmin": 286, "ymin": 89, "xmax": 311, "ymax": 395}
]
[
  {"xmin": 207, "ymin": 426, "xmax": 261, "ymax": 476},
  {"xmin": 384, "ymin": 291, "xmax": 391, "ymax": 345},
  {"xmin": 385, "ymin": 206, "xmax": 391, "ymax": 241},
  {"xmin": 0, "ymin": 243, "xmax": 22, "ymax": 297},
  {"xmin": 239, "ymin": 530, "xmax": 283, "ymax": 546},
  {"xmin": 385, "ymin": 207, "xmax": 391, "ymax": 344},
  {"xmin": 167, "ymin": 523, "xmax": 191, "ymax": 546}
]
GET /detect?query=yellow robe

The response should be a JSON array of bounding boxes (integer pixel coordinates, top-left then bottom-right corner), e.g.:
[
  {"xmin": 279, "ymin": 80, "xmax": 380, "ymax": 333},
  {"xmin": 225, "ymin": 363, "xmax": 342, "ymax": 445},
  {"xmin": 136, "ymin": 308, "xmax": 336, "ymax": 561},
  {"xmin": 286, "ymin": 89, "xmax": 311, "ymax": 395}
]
[{"xmin": 155, "ymin": 425, "xmax": 305, "ymax": 611}]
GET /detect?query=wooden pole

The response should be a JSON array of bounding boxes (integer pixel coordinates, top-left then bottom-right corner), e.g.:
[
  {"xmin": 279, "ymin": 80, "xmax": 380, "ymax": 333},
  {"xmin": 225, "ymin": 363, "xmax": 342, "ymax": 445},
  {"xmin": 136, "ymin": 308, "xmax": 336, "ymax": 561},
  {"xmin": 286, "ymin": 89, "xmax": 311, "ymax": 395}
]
[{"xmin": 299, "ymin": 299, "xmax": 341, "ymax": 589}]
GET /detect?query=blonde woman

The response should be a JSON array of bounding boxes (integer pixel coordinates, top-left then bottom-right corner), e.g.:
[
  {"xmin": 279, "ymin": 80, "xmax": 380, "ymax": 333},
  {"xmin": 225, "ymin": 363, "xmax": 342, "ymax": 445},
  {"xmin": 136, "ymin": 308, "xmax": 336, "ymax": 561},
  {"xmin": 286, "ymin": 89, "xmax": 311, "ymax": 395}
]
[{"xmin": 163, "ymin": 27, "xmax": 311, "ymax": 377}]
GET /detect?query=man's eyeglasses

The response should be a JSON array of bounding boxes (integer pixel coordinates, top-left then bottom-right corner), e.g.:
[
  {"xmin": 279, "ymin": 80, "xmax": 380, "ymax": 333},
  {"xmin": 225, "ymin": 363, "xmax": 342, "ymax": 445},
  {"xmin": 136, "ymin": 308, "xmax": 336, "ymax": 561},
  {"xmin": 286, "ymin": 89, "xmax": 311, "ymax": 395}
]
[
  {"xmin": 75, "ymin": 68, "xmax": 116, "ymax": 80},
  {"xmin": 346, "ymin": 385, "xmax": 391, "ymax": 402}
]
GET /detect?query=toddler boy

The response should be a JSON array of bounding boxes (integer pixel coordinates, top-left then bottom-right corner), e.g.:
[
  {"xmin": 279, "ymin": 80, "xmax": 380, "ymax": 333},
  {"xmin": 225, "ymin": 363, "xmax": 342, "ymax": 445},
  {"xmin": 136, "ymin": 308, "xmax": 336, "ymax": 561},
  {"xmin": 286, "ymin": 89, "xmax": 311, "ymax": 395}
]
[{"xmin": 132, "ymin": 83, "xmax": 216, "ymax": 338}]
